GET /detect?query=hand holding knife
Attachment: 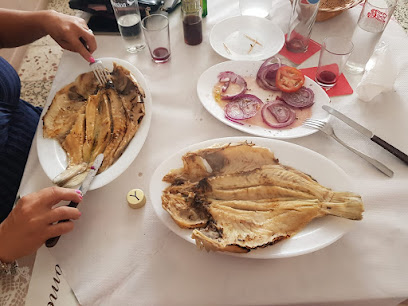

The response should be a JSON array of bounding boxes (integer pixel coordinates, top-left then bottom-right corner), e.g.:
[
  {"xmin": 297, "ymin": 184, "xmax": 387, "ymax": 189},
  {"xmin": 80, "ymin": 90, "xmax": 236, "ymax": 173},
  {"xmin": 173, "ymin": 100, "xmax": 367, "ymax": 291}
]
[
  {"xmin": 45, "ymin": 154, "xmax": 104, "ymax": 248},
  {"xmin": 323, "ymin": 106, "xmax": 408, "ymax": 165}
]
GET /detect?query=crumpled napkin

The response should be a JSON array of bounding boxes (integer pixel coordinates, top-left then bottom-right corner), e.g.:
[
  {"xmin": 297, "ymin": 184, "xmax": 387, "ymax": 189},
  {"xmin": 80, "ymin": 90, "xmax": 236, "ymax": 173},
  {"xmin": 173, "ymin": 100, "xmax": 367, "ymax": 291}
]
[{"xmin": 356, "ymin": 42, "xmax": 399, "ymax": 102}]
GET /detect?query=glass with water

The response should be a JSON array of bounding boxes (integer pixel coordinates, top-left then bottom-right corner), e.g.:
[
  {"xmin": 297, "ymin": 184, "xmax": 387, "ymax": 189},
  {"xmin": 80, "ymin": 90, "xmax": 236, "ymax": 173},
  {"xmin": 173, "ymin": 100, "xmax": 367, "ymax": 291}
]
[
  {"xmin": 346, "ymin": 0, "xmax": 397, "ymax": 73},
  {"xmin": 110, "ymin": 0, "xmax": 146, "ymax": 53}
]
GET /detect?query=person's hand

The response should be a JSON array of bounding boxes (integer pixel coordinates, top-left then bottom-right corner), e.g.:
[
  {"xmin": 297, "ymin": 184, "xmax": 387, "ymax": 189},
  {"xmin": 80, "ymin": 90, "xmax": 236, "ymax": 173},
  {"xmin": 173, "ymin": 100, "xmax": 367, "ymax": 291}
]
[
  {"xmin": 44, "ymin": 10, "xmax": 97, "ymax": 62},
  {"xmin": 0, "ymin": 187, "xmax": 83, "ymax": 263}
]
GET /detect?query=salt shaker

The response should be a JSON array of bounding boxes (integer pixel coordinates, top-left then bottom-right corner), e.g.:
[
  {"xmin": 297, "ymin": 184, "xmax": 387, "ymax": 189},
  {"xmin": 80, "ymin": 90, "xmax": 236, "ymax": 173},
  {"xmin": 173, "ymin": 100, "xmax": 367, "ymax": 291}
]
[
  {"xmin": 286, "ymin": 0, "xmax": 320, "ymax": 53},
  {"xmin": 181, "ymin": 0, "xmax": 203, "ymax": 45}
]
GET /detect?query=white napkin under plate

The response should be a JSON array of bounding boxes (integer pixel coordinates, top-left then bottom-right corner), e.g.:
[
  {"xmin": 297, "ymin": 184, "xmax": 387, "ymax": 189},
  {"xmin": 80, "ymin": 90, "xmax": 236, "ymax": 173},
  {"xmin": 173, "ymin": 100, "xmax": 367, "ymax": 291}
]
[{"xmin": 356, "ymin": 42, "xmax": 399, "ymax": 102}]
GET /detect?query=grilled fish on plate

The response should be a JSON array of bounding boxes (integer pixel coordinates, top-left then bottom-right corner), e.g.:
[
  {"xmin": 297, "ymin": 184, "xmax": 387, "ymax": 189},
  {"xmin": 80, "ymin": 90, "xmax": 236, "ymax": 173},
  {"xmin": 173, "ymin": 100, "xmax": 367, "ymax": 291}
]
[
  {"xmin": 42, "ymin": 61, "xmax": 146, "ymax": 188},
  {"xmin": 161, "ymin": 141, "xmax": 364, "ymax": 254}
]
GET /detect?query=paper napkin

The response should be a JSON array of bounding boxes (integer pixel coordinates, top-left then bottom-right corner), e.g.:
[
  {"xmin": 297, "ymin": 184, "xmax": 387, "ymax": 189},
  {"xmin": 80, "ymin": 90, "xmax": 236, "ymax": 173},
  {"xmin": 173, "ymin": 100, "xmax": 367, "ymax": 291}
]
[
  {"xmin": 356, "ymin": 42, "xmax": 398, "ymax": 102},
  {"xmin": 279, "ymin": 37, "xmax": 321, "ymax": 65},
  {"xmin": 300, "ymin": 66, "xmax": 353, "ymax": 97}
]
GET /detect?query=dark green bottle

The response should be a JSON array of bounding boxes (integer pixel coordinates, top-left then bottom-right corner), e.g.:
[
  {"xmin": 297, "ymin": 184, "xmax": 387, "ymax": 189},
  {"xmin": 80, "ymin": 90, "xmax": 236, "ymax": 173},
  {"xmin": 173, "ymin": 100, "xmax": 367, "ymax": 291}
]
[{"xmin": 201, "ymin": 0, "xmax": 207, "ymax": 17}]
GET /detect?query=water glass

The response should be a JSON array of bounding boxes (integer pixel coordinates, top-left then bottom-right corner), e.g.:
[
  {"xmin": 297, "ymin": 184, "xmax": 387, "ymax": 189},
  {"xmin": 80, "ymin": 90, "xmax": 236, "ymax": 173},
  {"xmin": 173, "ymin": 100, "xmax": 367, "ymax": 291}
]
[
  {"xmin": 142, "ymin": 14, "xmax": 171, "ymax": 63},
  {"xmin": 315, "ymin": 37, "xmax": 354, "ymax": 88},
  {"xmin": 346, "ymin": 0, "xmax": 397, "ymax": 74},
  {"xmin": 285, "ymin": 0, "xmax": 320, "ymax": 53},
  {"xmin": 239, "ymin": 0, "xmax": 272, "ymax": 18},
  {"xmin": 110, "ymin": 0, "xmax": 145, "ymax": 53}
]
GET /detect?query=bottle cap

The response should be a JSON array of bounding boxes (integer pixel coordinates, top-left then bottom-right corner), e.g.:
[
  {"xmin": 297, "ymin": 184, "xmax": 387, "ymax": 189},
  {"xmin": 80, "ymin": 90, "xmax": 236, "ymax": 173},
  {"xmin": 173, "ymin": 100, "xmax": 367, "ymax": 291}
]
[{"xmin": 126, "ymin": 189, "xmax": 146, "ymax": 209}]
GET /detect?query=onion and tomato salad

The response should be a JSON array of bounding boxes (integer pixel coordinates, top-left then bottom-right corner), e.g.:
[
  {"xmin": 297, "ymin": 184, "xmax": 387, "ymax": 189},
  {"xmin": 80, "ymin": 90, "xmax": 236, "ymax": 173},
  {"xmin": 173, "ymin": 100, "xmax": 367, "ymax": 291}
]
[{"xmin": 215, "ymin": 56, "xmax": 315, "ymax": 129}]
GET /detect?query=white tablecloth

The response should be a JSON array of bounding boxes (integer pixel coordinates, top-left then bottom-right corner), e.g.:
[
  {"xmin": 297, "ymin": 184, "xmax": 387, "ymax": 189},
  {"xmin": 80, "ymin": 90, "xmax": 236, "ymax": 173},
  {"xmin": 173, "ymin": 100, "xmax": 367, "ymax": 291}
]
[{"xmin": 23, "ymin": 1, "xmax": 408, "ymax": 305}]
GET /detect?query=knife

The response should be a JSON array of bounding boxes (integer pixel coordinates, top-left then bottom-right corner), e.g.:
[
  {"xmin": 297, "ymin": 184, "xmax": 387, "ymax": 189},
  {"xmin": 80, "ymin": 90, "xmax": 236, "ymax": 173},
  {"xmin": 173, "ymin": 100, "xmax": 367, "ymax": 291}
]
[
  {"xmin": 45, "ymin": 154, "xmax": 104, "ymax": 248},
  {"xmin": 323, "ymin": 105, "xmax": 408, "ymax": 165}
]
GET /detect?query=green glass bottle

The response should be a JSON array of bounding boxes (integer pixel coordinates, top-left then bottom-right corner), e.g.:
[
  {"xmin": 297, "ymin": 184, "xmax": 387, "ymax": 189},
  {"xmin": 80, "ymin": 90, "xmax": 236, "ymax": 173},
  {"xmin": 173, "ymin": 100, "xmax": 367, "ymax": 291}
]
[{"xmin": 201, "ymin": 0, "xmax": 207, "ymax": 17}]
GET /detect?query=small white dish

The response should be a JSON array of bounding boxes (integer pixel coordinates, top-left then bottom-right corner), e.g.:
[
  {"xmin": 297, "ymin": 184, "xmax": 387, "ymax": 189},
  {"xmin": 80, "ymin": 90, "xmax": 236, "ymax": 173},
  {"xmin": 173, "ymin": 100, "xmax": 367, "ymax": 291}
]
[
  {"xmin": 37, "ymin": 57, "xmax": 152, "ymax": 191},
  {"xmin": 197, "ymin": 60, "xmax": 330, "ymax": 139},
  {"xmin": 150, "ymin": 136, "xmax": 357, "ymax": 259},
  {"xmin": 210, "ymin": 15, "xmax": 285, "ymax": 61}
]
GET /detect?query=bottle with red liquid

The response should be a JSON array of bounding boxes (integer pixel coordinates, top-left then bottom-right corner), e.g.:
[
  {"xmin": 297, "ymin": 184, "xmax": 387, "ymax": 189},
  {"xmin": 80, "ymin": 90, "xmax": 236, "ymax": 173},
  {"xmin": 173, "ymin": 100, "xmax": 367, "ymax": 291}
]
[{"xmin": 182, "ymin": 0, "xmax": 203, "ymax": 46}]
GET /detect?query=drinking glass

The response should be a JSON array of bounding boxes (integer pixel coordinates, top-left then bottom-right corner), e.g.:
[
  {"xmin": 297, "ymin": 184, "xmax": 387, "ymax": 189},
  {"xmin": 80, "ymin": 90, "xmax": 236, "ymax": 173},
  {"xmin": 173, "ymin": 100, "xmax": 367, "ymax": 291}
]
[
  {"xmin": 315, "ymin": 37, "xmax": 354, "ymax": 88},
  {"xmin": 142, "ymin": 14, "xmax": 171, "ymax": 63},
  {"xmin": 285, "ymin": 0, "xmax": 320, "ymax": 53},
  {"xmin": 346, "ymin": 0, "xmax": 397, "ymax": 74},
  {"xmin": 239, "ymin": 0, "xmax": 272, "ymax": 18},
  {"xmin": 110, "ymin": 0, "xmax": 145, "ymax": 53}
]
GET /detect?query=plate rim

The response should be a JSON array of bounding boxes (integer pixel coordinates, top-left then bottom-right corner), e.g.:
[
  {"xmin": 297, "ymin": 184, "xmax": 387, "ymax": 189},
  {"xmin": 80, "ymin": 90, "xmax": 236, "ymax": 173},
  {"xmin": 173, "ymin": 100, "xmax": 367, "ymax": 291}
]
[
  {"xmin": 36, "ymin": 57, "xmax": 152, "ymax": 190},
  {"xmin": 209, "ymin": 15, "xmax": 285, "ymax": 61},
  {"xmin": 149, "ymin": 136, "xmax": 357, "ymax": 259},
  {"xmin": 196, "ymin": 60, "xmax": 331, "ymax": 140}
]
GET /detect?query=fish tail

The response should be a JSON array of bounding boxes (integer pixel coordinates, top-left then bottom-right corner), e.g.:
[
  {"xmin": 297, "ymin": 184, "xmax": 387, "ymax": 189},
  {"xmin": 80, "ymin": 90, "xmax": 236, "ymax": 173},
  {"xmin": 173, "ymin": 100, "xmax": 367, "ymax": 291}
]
[{"xmin": 321, "ymin": 193, "xmax": 364, "ymax": 220}]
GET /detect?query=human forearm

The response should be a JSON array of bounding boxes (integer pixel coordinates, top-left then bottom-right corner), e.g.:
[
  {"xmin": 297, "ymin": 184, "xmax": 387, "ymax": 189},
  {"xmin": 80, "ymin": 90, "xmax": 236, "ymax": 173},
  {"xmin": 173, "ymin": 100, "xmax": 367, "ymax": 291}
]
[{"xmin": 0, "ymin": 9, "xmax": 55, "ymax": 48}]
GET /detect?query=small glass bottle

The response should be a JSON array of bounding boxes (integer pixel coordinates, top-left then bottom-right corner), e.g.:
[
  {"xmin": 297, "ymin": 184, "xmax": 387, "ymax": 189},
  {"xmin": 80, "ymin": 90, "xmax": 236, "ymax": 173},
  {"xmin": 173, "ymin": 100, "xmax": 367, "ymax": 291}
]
[
  {"xmin": 201, "ymin": 0, "xmax": 207, "ymax": 17},
  {"xmin": 286, "ymin": 0, "xmax": 320, "ymax": 53},
  {"xmin": 182, "ymin": 0, "xmax": 203, "ymax": 45}
]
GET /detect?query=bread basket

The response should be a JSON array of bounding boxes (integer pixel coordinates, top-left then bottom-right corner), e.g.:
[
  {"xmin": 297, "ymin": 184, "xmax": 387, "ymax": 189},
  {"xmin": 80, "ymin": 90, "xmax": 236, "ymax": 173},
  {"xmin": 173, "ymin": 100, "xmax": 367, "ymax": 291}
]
[{"xmin": 316, "ymin": 0, "xmax": 364, "ymax": 22}]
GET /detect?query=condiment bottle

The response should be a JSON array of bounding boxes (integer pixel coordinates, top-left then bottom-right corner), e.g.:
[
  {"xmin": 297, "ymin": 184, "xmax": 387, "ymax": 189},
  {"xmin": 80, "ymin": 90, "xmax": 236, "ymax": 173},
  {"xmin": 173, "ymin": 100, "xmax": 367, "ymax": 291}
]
[
  {"xmin": 286, "ymin": 0, "xmax": 320, "ymax": 53},
  {"xmin": 181, "ymin": 0, "xmax": 203, "ymax": 45}
]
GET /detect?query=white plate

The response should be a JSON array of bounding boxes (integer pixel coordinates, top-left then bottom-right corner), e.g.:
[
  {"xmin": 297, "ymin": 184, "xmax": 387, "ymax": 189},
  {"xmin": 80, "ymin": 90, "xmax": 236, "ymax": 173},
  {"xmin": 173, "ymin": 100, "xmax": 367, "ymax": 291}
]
[
  {"xmin": 150, "ymin": 137, "xmax": 357, "ymax": 259},
  {"xmin": 210, "ymin": 16, "xmax": 285, "ymax": 61},
  {"xmin": 197, "ymin": 60, "xmax": 330, "ymax": 139},
  {"xmin": 37, "ymin": 57, "xmax": 152, "ymax": 190}
]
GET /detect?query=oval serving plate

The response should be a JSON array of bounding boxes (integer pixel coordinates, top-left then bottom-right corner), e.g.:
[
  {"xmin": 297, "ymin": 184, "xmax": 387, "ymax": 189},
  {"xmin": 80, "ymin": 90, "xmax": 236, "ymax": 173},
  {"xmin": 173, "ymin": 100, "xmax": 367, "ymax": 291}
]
[
  {"xmin": 150, "ymin": 136, "xmax": 357, "ymax": 259},
  {"xmin": 197, "ymin": 60, "xmax": 330, "ymax": 139},
  {"xmin": 37, "ymin": 57, "xmax": 152, "ymax": 190}
]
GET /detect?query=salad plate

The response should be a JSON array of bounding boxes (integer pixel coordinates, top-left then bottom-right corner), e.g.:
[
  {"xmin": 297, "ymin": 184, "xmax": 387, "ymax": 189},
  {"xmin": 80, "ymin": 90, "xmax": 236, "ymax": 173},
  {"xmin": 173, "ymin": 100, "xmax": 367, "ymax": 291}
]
[
  {"xmin": 197, "ymin": 60, "xmax": 330, "ymax": 139},
  {"xmin": 210, "ymin": 16, "xmax": 285, "ymax": 61}
]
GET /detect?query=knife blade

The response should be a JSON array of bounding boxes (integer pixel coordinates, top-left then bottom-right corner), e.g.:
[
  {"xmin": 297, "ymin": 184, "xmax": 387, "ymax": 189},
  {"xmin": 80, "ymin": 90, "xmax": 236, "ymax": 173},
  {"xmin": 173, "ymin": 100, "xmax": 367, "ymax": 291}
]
[
  {"xmin": 45, "ymin": 154, "xmax": 104, "ymax": 248},
  {"xmin": 323, "ymin": 105, "xmax": 408, "ymax": 165}
]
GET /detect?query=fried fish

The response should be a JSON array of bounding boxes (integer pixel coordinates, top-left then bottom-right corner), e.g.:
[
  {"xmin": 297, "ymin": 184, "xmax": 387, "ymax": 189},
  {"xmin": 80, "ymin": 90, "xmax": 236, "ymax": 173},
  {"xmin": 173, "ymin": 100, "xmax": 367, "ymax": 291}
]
[
  {"xmin": 43, "ymin": 63, "xmax": 145, "ymax": 187},
  {"xmin": 162, "ymin": 142, "xmax": 364, "ymax": 253}
]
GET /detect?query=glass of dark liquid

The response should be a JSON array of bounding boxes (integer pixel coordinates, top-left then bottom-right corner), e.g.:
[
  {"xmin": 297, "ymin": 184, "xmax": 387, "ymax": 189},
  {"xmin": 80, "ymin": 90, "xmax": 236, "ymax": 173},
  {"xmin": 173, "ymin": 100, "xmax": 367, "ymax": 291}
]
[
  {"xmin": 141, "ymin": 14, "xmax": 171, "ymax": 63},
  {"xmin": 181, "ymin": 0, "xmax": 203, "ymax": 46},
  {"xmin": 315, "ymin": 37, "xmax": 354, "ymax": 88}
]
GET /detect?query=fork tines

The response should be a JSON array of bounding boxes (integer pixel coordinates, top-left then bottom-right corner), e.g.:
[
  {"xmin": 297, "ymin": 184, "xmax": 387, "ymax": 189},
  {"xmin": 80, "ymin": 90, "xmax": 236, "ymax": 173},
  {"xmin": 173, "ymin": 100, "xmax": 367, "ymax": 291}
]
[
  {"xmin": 90, "ymin": 59, "xmax": 111, "ymax": 86},
  {"xmin": 303, "ymin": 118, "xmax": 325, "ymax": 129}
]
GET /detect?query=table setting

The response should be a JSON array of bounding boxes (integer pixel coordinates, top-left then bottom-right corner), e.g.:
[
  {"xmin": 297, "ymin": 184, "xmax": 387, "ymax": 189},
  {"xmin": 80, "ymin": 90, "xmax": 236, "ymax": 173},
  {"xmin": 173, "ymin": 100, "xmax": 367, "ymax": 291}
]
[{"xmin": 17, "ymin": 0, "xmax": 408, "ymax": 305}]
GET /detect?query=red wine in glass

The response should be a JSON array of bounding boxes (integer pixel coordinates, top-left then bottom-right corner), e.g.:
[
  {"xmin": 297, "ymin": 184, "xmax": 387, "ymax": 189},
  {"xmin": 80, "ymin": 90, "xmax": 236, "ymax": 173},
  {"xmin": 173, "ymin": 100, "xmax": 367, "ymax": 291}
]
[
  {"xmin": 316, "ymin": 70, "xmax": 337, "ymax": 87},
  {"xmin": 152, "ymin": 47, "xmax": 170, "ymax": 63}
]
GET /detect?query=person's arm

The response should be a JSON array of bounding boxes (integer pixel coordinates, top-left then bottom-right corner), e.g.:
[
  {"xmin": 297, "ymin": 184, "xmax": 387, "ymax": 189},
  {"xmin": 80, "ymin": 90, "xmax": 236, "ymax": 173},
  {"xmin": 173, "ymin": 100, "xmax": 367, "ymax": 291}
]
[
  {"xmin": 0, "ymin": 9, "xmax": 97, "ymax": 62},
  {"xmin": 0, "ymin": 187, "xmax": 83, "ymax": 263}
]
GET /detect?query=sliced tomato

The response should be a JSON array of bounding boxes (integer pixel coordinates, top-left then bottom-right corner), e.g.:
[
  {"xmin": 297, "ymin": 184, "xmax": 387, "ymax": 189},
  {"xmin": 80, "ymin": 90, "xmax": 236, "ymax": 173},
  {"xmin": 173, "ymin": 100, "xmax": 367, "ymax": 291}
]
[{"xmin": 276, "ymin": 66, "xmax": 305, "ymax": 93}]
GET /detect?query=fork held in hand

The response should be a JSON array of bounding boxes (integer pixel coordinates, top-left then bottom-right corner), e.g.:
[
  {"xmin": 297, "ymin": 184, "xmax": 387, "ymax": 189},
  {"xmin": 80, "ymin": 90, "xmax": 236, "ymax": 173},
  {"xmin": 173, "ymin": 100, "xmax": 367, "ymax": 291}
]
[
  {"xmin": 90, "ymin": 59, "xmax": 111, "ymax": 86},
  {"xmin": 304, "ymin": 119, "xmax": 394, "ymax": 177}
]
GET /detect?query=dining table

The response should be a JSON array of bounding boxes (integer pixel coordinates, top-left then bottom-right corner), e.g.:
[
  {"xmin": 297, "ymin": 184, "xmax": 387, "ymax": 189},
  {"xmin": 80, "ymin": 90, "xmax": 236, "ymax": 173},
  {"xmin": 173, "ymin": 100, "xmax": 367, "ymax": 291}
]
[{"xmin": 18, "ymin": 0, "xmax": 408, "ymax": 305}]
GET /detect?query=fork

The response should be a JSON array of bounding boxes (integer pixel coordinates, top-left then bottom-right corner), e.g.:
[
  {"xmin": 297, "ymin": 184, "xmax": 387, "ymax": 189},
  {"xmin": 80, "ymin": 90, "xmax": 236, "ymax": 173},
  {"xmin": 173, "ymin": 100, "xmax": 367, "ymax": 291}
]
[
  {"xmin": 304, "ymin": 119, "xmax": 394, "ymax": 177},
  {"xmin": 90, "ymin": 58, "xmax": 112, "ymax": 87},
  {"xmin": 79, "ymin": 37, "xmax": 112, "ymax": 87}
]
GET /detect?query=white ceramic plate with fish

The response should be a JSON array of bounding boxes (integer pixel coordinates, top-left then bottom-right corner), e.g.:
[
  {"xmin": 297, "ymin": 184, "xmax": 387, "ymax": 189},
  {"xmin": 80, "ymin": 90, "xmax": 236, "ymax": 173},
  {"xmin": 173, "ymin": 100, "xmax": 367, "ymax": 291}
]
[
  {"xmin": 197, "ymin": 60, "xmax": 330, "ymax": 139},
  {"xmin": 210, "ymin": 16, "xmax": 285, "ymax": 61},
  {"xmin": 150, "ymin": 136, "xmax": 357, "ymax": 259},
  {"xmin": 36, "ymin": 57, "xmax": 152, "ymax": 190}
]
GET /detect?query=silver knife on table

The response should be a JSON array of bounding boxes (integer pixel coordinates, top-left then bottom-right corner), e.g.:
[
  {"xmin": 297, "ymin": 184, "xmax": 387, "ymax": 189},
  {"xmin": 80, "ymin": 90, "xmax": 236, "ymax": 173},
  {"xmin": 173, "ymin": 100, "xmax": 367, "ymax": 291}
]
[
  {"xmin": 45, "ymin": 154, "xmax": 104, "ymax": 248},
  {"xmin": 322, "ymin": 105, "xmax": 408, "ymax": 165}
]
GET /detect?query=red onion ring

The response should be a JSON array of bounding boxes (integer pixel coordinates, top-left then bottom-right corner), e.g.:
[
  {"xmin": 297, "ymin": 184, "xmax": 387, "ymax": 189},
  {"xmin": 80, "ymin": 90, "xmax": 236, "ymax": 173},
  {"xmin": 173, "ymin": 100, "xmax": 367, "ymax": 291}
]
[
  {"xmin": 218, "ymin": 71, "xmax": 247, "ymax": 100},
  {"xmin": 281, "ymin": 87, "xmax": 315, "ymax": 109},
  {"xmin": 261, "ymin": 101, "xmax": 296, "ymax": 128},
  {"xmin": 256, "ymin": 56, "xmax": 286, "ymax": 91},
  {"xmin": 225, "ymin": 94, "xmax": 263, "ymax": 120}
]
